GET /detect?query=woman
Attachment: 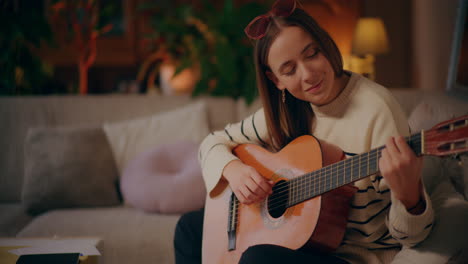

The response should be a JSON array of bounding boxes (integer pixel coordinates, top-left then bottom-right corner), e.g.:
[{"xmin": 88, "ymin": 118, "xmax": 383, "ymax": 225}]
[{"xmin": 174, "ymin": 0, "xmax": 434, "ymax": 263}]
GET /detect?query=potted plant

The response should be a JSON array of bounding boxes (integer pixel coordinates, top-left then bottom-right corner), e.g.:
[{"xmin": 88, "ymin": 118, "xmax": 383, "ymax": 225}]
[
  {"xmin": 140, "ymin": 0, "xmax": 267, "ymax": 104},
  {"xmin": 0, "ymin": 1, "xmax": 54, "ymax": 95}
]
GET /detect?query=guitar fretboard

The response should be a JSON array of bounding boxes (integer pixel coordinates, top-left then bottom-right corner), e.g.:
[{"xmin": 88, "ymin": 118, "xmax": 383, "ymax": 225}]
[{"xmin": 286, "ymin": 132, "xmax": 422, "ymax": 207}]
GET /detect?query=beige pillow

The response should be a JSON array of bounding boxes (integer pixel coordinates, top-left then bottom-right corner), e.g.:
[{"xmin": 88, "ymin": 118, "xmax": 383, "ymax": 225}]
[{"xmin": 103, "ymin": 101, "xmax": 210, "ymax": 174}]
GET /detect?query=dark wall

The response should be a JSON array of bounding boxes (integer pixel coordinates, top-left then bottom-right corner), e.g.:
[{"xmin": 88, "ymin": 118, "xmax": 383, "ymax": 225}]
[{"xmin": 363, "ymin": 0, "xmax": 412, "ymax": 88}]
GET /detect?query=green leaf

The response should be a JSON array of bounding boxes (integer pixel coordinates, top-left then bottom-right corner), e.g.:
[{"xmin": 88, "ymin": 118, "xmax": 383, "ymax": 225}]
[
  {"xmin": 223, "ymin": 0, "xmax": 234, "ymax": 17},
  {"xmin": 173, "ymin": 57, "xmax": 193, "ymax": 78},
  {"xmin": 136, "ymin": 2, "xmax": 159, "ymax": 11},
  {"xmin": 212, "ymin": 78, "xmax": 234, "ymax": 97},
  {"xmin": 244, "ymin": 66, "xmax": 258, "ymax": 105},
  {"xmin": 0, "ymin": 79, "xmax": 16, "ymax": 95},
  {"xmin": 100, "ymin": 5, "xmax": 116, "ymax": 22},
  {"xmin": 192, "ymin": 78, "xmax": 208, "ymax": 97},
  {"xmin": 199, "ymin": 56, "xmax": 212, "ymax": 80},
  {"xmin": 192, "ymin": 38, "xmax": 205, "ymax": 58},
  {"xmin": 215, "ymin": 40, "xmax": 236, "ymax": 84},
  {"xmin": 0, "ymin": 48, "xmax": 10, "ymax": 63},
  {"xmin": 179, "ymin": 5, "xmax": 193, "ymax": 20}
]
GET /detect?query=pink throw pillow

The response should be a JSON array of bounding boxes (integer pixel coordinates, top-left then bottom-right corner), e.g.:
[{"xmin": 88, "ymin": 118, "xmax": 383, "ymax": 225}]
[{"xmin": 120, "ymin": 141, "xmax": 206, "ymax": 214}]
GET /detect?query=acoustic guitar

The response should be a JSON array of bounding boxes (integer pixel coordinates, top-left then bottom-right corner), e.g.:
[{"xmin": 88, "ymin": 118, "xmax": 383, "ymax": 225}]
[{"xmin": 202, "ymin": 115, "xmax": 468, "ymax": 264}]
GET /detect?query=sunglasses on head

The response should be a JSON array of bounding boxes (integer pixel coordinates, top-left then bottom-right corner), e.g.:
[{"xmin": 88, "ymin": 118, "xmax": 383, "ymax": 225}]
[{"xmin": 244, "ymin": 0, "xmax": 297, "ymax": 40}]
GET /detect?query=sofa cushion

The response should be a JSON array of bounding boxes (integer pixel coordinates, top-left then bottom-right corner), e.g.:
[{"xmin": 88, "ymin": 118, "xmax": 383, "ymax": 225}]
[
  {"xmin": 202, "ymin": 96, "xmax": 238, "ymax": 130},
  {"xmin": 388, "ymin": 88, "xmax": 424, "ymax": 117},
  {"xmin": 17, "ymin": 207, "xmax": 180, "ymax": 264},
  {"xmin": 0, "ymin": 203, "xmax": 33, "ymax": 236},
  {"xmin": 120, "ymin": 141, "xmax": 206, "ymax": 214},
  {"xmin": 408, "ymin": 93, "xmax": 468, "ymax": 133},
  {"xmin": 391, "ymin": 178, "xmax": 468, "ymax": 264},
  {"xmin": 444, "ymin": 155, "xmax": 468, "ymax": 200},
  {"xmin": 22, "ymin": 126, "xmax": 121, "ymax": 215},
  {"xmin": 103, "ymin": 101, "xmax": 210, "ymax": 174},
  {"xmin": 421, "ymin": 155, "xmax": 467, "ymax": 199},
  {"xmin": 0, "ymin": 97, "xmax": 56, "ymax": 202},
  {"xmin": 236, "ymin": 98, "xmax": 262, "ymax": 121}
]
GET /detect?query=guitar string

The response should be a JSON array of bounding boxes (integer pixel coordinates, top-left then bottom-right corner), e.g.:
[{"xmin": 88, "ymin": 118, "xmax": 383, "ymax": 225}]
[
  {"xmin": 266, "ymin": 153, "xmax": 383, "ymax": 209},
  {"xmin": 230, "ymin": 151, "xmax": 384, "ymax": 215},
  {"xmin": 231, "ymin": 135, "xmax": 422, "ymax": 213},
  {"xmin": 267, "ymin": 135, "xmax": 423, "ymax": 208},
  {"xmin": 261, "ymin": 131, "xmax": 456, "ymax": 205},
  {"xmin": 266, "ymin": 136, "xmax": 431, "ymax": 211},
  {"xmin": 231, "ymin": 129, "xmax": 467, "ymax": 216},
  {"xmin": 269, "ymin": 134, "xmax": 468, "ymax": 208},
  {"xmin": 250, "ymin": 153, "xmax": 383, "ymax": 212},
  {"xmin": 263, "ymin": 130, "xmax": 465, "ymax": 211},
  {"xmin": 267, "ymin": 147, "xmax": 385, "ymax": 201},
  {"xmin": 269, "ymin": 142, "xmax": 468, "ymax": 209},
  {"xmin": 231, "ymin": 150, "xmax": 384, "ymax": 213},
  {"xmin": 266, "ymin": 134, "xmax": 422, "ymax": 200},
  {"xmin": 274, "ymin": 133, "xmax": 422, "ymax": 193}
]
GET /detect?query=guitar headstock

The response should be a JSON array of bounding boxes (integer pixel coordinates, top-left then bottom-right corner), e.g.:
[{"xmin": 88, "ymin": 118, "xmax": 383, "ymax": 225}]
[{"xmin": 423, "ymin": 115, "xmax": 468, "ymax": 157}]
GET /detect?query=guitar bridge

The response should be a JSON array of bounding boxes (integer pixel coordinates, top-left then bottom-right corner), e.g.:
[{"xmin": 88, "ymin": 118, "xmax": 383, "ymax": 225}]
[{"xmin": 227, "ymin": 193, "xmax": 238, "ymax": 251}]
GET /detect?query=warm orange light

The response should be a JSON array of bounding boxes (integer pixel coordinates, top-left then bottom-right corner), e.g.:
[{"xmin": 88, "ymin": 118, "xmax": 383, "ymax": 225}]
[
  {"xmin": 352, "ymin": 18, "xmax": 389, "ymax": 56},
  {"xmin": 160, "ymin": 62, "xmax": 200, "ymax": 95}
]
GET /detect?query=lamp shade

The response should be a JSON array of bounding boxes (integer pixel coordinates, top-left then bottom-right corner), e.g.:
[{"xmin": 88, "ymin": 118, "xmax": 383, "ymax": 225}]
[{"xmin": 352, "ymin": 18, "xmax": 390, "ymax": 56}]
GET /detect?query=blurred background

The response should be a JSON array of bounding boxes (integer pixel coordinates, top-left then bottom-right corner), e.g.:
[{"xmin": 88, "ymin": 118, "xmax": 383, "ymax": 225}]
[{"xmin": 0, "ymin": 0, "xmax": 465, "ymax": 103}]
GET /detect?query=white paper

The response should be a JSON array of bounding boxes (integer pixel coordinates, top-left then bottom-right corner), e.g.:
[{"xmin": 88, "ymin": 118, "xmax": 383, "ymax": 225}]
[
  {"xmin": 9, "ymin": 245, "xmax": 100, "ymax": 256},
  {"xmin": 0, "ymin": 238, "xmax": 101, "ymax": 256}
]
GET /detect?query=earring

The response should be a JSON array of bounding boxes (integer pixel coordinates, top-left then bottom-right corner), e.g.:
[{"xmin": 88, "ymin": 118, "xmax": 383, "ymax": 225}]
[{"xmin": 282, "ymin": 90, "xmax": 286, "ymax": 103}]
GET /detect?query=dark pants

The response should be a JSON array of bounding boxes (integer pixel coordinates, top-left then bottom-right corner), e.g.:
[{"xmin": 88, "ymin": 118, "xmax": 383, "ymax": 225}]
[
  {"xmin": 174, "ymin": 208, "xmax": 205, "ymax": 264},
  {"xmin": 174, "ymin": 208, "xmax": 349, "ymax": 264}
]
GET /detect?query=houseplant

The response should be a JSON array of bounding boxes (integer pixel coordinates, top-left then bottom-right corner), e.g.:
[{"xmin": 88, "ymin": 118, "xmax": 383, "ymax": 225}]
[
  {"xmin": 140, "ymin": 0, "xmax": 268, "ymax": 104},
  {"xmin": 0, "ymin": 1, "xmax": 54, "ymax": 95}
]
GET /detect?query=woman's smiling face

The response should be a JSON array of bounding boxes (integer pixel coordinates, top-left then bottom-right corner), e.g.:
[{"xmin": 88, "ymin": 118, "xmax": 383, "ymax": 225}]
[{"xmin": 267, "ymin": 26, "xmax": 345, "ymax": 106}]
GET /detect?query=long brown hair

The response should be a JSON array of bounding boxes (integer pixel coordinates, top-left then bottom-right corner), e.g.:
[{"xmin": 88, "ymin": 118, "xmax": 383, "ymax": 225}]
[{"xmin": 254, "ymin": 8, "xmax": 344, "ymax": 151}]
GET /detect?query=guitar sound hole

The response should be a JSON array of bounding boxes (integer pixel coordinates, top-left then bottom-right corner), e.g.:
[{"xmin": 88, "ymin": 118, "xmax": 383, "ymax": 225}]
[{"xmin": 267, "ymin": 180, "xmax": 289, "ymax": 218}]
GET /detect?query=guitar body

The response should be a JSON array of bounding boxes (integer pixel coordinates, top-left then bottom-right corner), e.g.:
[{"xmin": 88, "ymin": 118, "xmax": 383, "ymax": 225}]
[{"xmin": 202, "ymin": 135, "xmax": 358, "ymax": 264}]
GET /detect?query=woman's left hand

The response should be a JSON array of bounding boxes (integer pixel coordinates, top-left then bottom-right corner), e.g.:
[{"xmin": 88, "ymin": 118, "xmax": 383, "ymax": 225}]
[{"xmin": 379, "ymin": 135, "xmax": 424, "ymax": 210}]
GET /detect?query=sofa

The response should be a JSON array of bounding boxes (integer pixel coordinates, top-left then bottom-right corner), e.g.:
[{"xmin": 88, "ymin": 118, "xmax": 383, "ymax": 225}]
[{"xmin": 0, "ymin": 88, "xmax": 467, "ymax": 264}]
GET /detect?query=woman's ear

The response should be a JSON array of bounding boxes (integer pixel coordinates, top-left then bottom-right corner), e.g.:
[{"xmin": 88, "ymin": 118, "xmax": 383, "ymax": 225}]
[{"xmin": 266, "ymin": 71, "xmax": 286, "ymax": 90}]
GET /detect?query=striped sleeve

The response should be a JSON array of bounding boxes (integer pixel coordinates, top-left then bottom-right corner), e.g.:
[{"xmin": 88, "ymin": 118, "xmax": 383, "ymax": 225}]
[
  {"xmin": 386, "ymin": 188, "xmax": 434, "ymax": 247},
  {"xmin": 198, "ymin": 108, "xmax": 269, "ymax": 197}
]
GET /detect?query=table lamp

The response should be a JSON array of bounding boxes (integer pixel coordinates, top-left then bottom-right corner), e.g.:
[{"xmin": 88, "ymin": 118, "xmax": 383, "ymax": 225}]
[{"xmin": 351, "ymin": 17, "xmax": 390, "ymax": 80}]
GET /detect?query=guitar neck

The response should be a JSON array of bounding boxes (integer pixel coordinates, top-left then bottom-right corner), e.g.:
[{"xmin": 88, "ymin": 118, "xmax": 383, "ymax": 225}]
[{"xmin": 286, "ymin": 132, "xmax": 423, "ymax": 208}]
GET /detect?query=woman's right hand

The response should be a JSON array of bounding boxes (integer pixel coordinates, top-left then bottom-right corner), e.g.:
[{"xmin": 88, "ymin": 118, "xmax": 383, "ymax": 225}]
[{"xmin": 222, "ymin": 160, "xmax": 274, "ymax": 204}]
